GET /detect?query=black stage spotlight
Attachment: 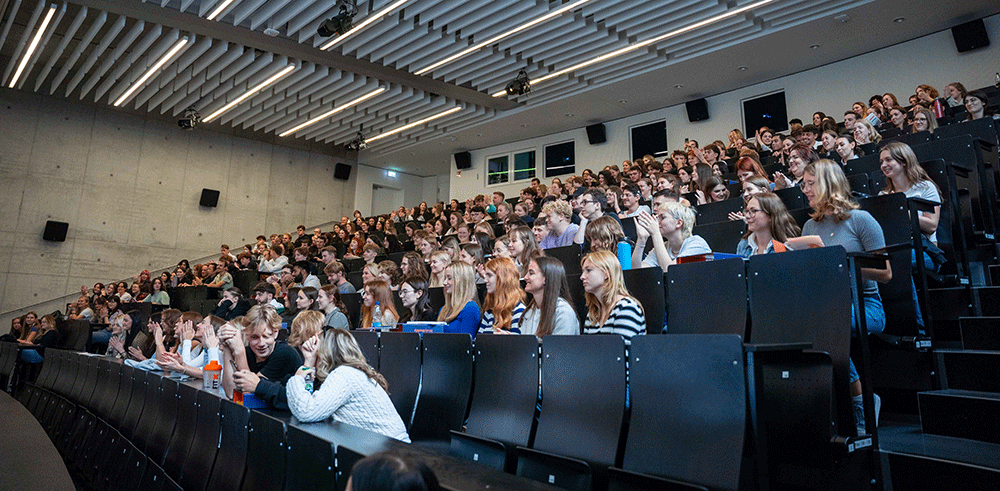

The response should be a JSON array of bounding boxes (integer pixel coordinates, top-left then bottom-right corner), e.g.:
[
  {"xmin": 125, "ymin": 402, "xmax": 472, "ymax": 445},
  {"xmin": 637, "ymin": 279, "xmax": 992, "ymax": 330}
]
[
  {"xmin": 318, "ymin": 4, "xmax": 355, "ymax": 37},
  {"xmin": 345, "ymin": 124, "xmax": 367, "ymax": 151},
  {"xmin": 505, "ymin": 69, "xmax": 531, "ymax": 96}
]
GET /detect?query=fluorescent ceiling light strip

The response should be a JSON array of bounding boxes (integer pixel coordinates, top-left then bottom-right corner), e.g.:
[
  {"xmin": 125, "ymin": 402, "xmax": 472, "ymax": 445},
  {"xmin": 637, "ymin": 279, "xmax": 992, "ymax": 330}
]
[
  {"xmin": 320, "ymin": 0, "xmax": 413, "ymax": 50},
  {"xmin": 113, "ymin": 37, "xmax": 189, "ymax": 107},
  {"xmin": 414, "ymin": 0, "xmax": 592, "ymax": 76},
  {"xmin": 203, "ymin": 64, "xmax": 297, "ymax": 122},
  {"xmin": 9, "ymin": 5, "xmax": 58, "ymax": 88},
  {"xmin": 492, "ymin": 0, "xmax": 774, "ymax": 97},
  {"xmin": 278, "ymin": 87, "xmax": 386, "ymax": 137},
  {"xmin": 367, "ymin": 106, "xmax": 462, "ymax": 142},
  {"xmin": 207, "ymin": 0, "xmax": 239, "ymax": 21}
]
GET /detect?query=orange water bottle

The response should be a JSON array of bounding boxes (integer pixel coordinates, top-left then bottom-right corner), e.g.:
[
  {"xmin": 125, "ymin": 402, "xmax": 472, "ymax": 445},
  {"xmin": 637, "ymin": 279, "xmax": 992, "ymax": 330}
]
[{"xmin": 202, "ymin": 360, "xmax": 222, "ymax": 390}]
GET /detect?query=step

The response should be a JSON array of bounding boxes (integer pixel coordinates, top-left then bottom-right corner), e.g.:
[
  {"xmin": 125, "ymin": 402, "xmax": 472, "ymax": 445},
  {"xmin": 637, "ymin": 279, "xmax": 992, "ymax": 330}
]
[
  {"xmin": 937, "ymin": 350, "xmax": 1000, "ymax": 392},
  {"xmin": 990, "ymin": 264, "xmax": 1000, "ymax": 286},
  {"xmin": 975, "ymin": 286, "xmax": 1000, "ymax": 316},
  {"xmin": 959, "ymin": 317, "xmax": 1000, "ymax": 350},
  {"xmin": 928, "ymin": 287, "xmax": 975, "ymax": 342},
  {"xmin": 918, "ymin": 389, "xmax": 1000, "ymax": 444},
  {"xmin": 883, "ymin": 451, "xmax": 1000, "ymax": 490}
]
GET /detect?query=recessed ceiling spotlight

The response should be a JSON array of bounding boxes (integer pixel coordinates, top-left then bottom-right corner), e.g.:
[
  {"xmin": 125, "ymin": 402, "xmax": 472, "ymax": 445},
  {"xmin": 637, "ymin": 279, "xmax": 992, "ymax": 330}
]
[
  {"xmin": 618, "ymin": 99, "xmax": 627, "ymax": 104},
  {"xmin": 521, "ymin": 124, "xmax": 530, "ymax": 127},
  {"xmin": 893, "ymin": 17, "xmax": 905, "ymax": 23},
  {"xmin": 738, "ymin": 66, "xmax": 748, "ymax": 71},
  {"xmin": 476, "ymin": 133, "xmax": 482, "ymax": 137},
  {"xmin": 809, "ymin": 44, "xmax": 820, "ymax": 49},
  {"xmin": 565, "ymin": 113, "xmax": 574, "ymax": 117},
  {"xmin": 834, "ymin": 14, "xmax": 850, "ymax": 23},
  {"xmin": 673, "ymin": 84, "xmax": 684, "ymax": 89},
  {"xmin": 263, "ymin": 27, "xmax": 280, "ymax": 36}
]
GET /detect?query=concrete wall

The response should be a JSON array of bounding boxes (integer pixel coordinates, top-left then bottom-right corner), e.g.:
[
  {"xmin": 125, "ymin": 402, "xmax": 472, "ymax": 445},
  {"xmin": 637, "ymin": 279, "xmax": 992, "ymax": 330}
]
[
  {"xmin": 0, "ymin": 87, "xmax": 356, "ymax": 321},
  {"xmin": 451, "ymin": 14, "xmax": 1000, "ymax": 201}
]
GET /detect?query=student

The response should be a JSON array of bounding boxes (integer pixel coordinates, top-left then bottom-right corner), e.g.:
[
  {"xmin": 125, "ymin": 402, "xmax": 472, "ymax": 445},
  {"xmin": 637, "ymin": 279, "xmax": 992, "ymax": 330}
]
[
  {"xmin": 479, "ymin": 257, "xmax": 525, "ymax": 333},
  {"xmin": 632, "ymin": 201, "xmax": 711, "ymax": 271},
  {"xmin": 801, "ymin": 160, "xmax": 891, "ymax": 435},
  {"xmin": 509, "ymin": 225, "xmax": 543, "ymax": 277},
  {"xmin": 156, "ymin": 315, "xmax": 223, "ymax": 377},
  {"xmin": 324, "ymin": 261, "xmax": 357, "ymax": 295},
  {"xmin": 428, "ymin": 251, "xmax": 450, "ymax": 288},
  {"xmin": 287, "ymin": 310, "xmax": 325, "ymax": 352},
  {"xmin": 702, "ymin": 176, "xmax": 730, "ymax": 203},
  {"xmin": 212, "ymin": 287, "xmax": 251, "ymax": 320},
  {"xmin": 834, "ymin": 135, "xmax": 862, "ymax": 164},
  {"xmin": 360, "ymin": 280, "xmax": 399, "ymax": 329},
  {"xmin": 879, "ymin": 142, "xmax": 941, "ymax": 244},
  {"xmin": 458, "ymin": 243, "xmax": 485, "ymax": 282},
  {"xmin": 219, "ymin": 305, "xmax": 303, "ymax": 410},
  {"xmin": 580, "ymin": 251, "xmax": 646, "ymax": 340},
  {"xmin": 438, "ymin": 262, "xmax": 481, "ymax": 337},
  {"xmin": 318, "ymin": 285, "xmax": 350, "ymax": 329},
  {"xmin": 287, "ymin": 329, "xmax": 410, "ymax": 442},
  {"xmin": 398, "ymin": 276, "xmax": 437, "ymax": 323},
  {"xmin": 19, "ymin": 315, "xmax": 60, "ymax": 363},
  {"xmin": 295, "ymin": 286, "xmax": 321, "ymax": 312},
  {"xmin": 774, "ymin": 143, "xmax": 818, "ymax": 189},
  {"xmin": 400, "ymin": 251, "xmax": 428, "ymax": 281},
  {"xmin": 519, "ymin": 256, "xmax": 580, "ymax": 337},
  {"xmin": 737, "ymin": 193, "xmax": 801, "ymax": 257}
]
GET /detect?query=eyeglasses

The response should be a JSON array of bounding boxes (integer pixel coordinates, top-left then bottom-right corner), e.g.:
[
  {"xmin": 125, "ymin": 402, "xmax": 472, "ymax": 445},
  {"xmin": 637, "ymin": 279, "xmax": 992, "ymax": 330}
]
[
  {"xmin": 579, "ymin": 200, "xmax": 600, "ymax": 205},
  {"xmin": 399, "ymin": 288, "xmax": 415, "ymax": 296},
  {"xmin": 743, "ymin": 208, "xmax": 766, "ymax": 217}
]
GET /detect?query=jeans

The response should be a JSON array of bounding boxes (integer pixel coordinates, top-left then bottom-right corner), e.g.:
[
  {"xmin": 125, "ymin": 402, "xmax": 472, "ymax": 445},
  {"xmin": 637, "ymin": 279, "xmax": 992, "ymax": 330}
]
[
  {"xmin": 21, "ymin": 349, "xmax": 43, "ymax": 364},
  {"xmin": 849, "ymin": 293, "xmax": 885, "ymax": 383},
  {"xmin": 91, "ymin": 328, "xmax": 113, "ymax": 344}
]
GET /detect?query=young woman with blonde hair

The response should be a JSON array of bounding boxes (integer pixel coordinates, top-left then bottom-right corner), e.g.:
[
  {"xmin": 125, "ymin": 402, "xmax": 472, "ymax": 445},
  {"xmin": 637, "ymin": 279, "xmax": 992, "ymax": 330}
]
[
  {"xmin": 438, "ymin": 262, "xmax": 481, "ymax": 337},
  {"xmin": 479, "ymin": 257, "xmax": 526, "ymax": 333},
  {"xmin": 360, "ymin": 280, "xmax": 399, "ymax": 329},
  {"xmin": 288, "ymin": 328, "xmax": 410, "ymax": 442},
  {"xmin": 428, "ymin": 250, "xmax": 451, "ymax": 288},
  {"xmin": 287, "ymin": 310, "xmax": 325, "ymax": 349},
  {"xmin": 580, "ymin": 251, "xmax": 645, "ymax": 339}
]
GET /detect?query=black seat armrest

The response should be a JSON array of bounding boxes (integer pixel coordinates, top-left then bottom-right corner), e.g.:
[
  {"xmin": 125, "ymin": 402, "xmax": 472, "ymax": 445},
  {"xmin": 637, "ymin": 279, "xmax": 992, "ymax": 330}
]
[
  {"xmin": 743, "ymin": 342, "xmax": 813, "ymax": 353},
  {"xmin": 607, "ymin": 467, "xmax": 709, "ymax": 491},
  {"xmin": 906, "ymin": 197, "xmax": 940, "ymax": 212},
  {"xmin": 848, "ymin": 251, "xmax": 889, "ymax": 269}
]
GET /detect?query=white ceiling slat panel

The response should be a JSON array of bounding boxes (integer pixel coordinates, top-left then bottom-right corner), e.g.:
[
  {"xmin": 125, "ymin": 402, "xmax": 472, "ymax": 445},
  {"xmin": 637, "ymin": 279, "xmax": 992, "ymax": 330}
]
[
  {"xmin": 64, "ymin": 14, "xmax": 126, "ymax": 98},
  {"xmin": 134, "ymin": 36, "xmax": 205, "ymax": 109},
  {"xmin": 230, "ymin": 50, "xmax": 273, "ymax": 85},
  {"xmin": 181, "ymin": 0, "xmax": 199, "ymax": 14},
  {"xmin": 0, "ymin": 0, "xmax": 27, "ymax": 53},
  {"xmin": 249, "ymin": 0, "xmax": 293, "ymax": 31},
  {"xmin": 232, "ymin": 0, "xmax": 267, "ymax": 25},
  {"xmin": 81, "ymin": 20, "xmax": 148, "ymax": 99},
  {"xmin": 269, "ymin": 0, "xmax": 317, "ymax": 31},
  {"xmin": 96, "ymin": 25, "xmax": 173, "ymax": 103},
  {"xmin": 452, "ymin": 0, "xmax": 536, "ymax": 40},
  {"xmin": 16, "ymin": 1, "xmax": 67, "ymax": 90},
  {"xmin": 288, "ymin": 3, "xmax": 336, "ymax": 40},
  {"xmin": 204, "ymin": 44, "xmax": 248, "ymax": 80},
  {"xmin": 107, "ymin": 29, "xmax": 188, "ymax": 106},
  {"xmin": 190, "ymin": 39, "xmax": 229, "ymax": 75},
  {"xmin": 34, "ymin": 5, "xmax": 87, "ymax": 91},
  {"xmin": 3, "ymin": 0, "xmax": 47, "ymax": 84}
]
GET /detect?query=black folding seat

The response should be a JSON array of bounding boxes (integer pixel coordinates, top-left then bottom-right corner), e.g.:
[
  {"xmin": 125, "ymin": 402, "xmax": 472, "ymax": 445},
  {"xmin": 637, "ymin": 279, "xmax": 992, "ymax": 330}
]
[
  {"xmin": 67, "ymin": 354, "xmax": 92, "ymax": 404},
  {"xmin": 451, "ymin": 335, "xmax": 539, "ymax": 472},
  {"xmin": 78, "ymin": 355, "xmax": 103, "ymax": 407},
  {"xmin": 619, "ymin": 216, "xmax": 638, "ymax": 244},
  {"xmin": 0, "ymin": 341, "xmax": 17, "ymax": 391},
  {"xmin": 284, "ymin": 425, "xmax": 337, "ymax": 491},
  {"xmin": 341, "ymin": 292, "xmax": 362, "ymax": 330},
  {"xmin": 544, "ymin": 244, "xmax": 582, "ymax": 275},
  {"xmin": 112, "ymin": 441, "xmax": 148, "ymax": 491},
  {"xmin": 91, "ymin": 426, "xmax": 128, "ymax": 490},
  {"xmin": 91, "ymin": 358, "xmax": 119, "ymax": 420},
  {"xmin": 205, "ymin": 399, "xmax": 250, "ymax": 491},
  {"xmin": 119, "ymin": 368, "xmax": 150, "ymax": 440},
  {"xmin": 335, "ymin": 446, "xmax": 367, "ymax": 491},
  {"xmin": 515, "ymin": 335, "xmax": 627, "ymax": 490},
  {"xmin": 608, "ymin": 335, "xmax": 745, "ymax": 491},
  {"xmin": 131, "ymin": 371, "xmax": 163, "ymax": 452},
  {"xmin": 387, "ymin": 251, "xmax": 406, "ymax": 266},
  {"xmin": 666, "ymin": 257, "xmax": 747, "ymax": 337},
  {"xmin": 31, "ymin": 388, "xmax": 54, "ymax": 426},
  {"xmin": 145, "ymin": 377, "xmax": 179, "ymax": 465},
  {"xmin": 161, "ymin": 383, "xmax": 200, "ymax": 481},
  {"xmin": 427, "ymin": 287, "xmax": 445, "ymax": 314},
  {"xmin": 378, "ymin": 332, "xmax": 422, "ymax": 429},
  {"xmin": 50, "ymin": 351, "xmax": 76, "ymax": 396},
  {"xmin": 410, "ymin": 333, "xmax": 474, "ymax": 443},
  {"xmin": 351, "ymin": 329, "xmax": 379, "ymax": 370},
  {"xmin": 107, "ymin": 365, "xmax": 135, "ymax": 429},
  {"xmin": 774, "ymin": 186, "xmax": 807, "ymax": 212},
  {"xmin": 342, "ymin": 257, "xmax": 365, "ymax": 272},
  {"xmin": 78, "ymin": 418, "xmax": 113, "ymax": 484},
  {"xmin": 139, "ymin": 460, "xmax": 179, "ymax": 491},
  {"xmin": 65, "ymin": 407, "xmax": 96, "ymax": 468},
  {"xmin": 36, "ymin": 348, "xmax": 62, "ymax": 390},
  {"xmin": 241, "ymin": 411, "xmax": 288, "ymax": 491},
  {"xmin": 691, "ymin": 219, "xmax": 746, "ymax": 254},
  {"xmin": 179, "ymin": 390, "xmax": 222, "ymax": 491},
  {"xmin": 695, "ymin": 197, "xmax": 745, "ymax": 226},
  {"xmin": 44, "ymin": 393, "xmax": 73, "ymax": 439},
  {"xmin": 847, "ymin": 172, "xmax": 873, "ymax": 197},
  {"xmin": 622, "ymin": 266, "xmax": 664, "ymax": 334}
]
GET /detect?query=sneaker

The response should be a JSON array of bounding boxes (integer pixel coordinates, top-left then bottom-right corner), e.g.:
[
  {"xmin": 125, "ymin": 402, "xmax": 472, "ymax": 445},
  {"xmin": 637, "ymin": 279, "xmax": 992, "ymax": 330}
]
[
  {"xmin": 853, "ymin": 395, "xmax": 866, "ymax": 436},
  {"xmin": 873, "ymin": 393, "xmax": 881, "ymax": 429}
]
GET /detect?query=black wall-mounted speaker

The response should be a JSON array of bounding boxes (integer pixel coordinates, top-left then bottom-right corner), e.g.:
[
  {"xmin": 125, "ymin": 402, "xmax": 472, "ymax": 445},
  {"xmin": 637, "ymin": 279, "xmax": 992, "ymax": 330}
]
[
  {"xmin": 952, "ymin": 19, "xmax": 990, "ymax": 53},
  {"xmin": 43, "ymin": 220, "xmax": 68, "ymax": 242},
  {"xmin": 686, "ymin": 99, "xmax": 709, "ymax": 122},
  {"xmin": 199, "ymin": 189, "xmax": 220, "ymax": 207},
  {"xmin": 334, "ymin": 163, "xmax": 352, "ymax": 180},
  {"xmin": 586, "ymin": 123, "xmax": 607, "ymax": 144},
  {"xmin": 455, "ymin": 151, "xmax": 472, "ymax": 169}
]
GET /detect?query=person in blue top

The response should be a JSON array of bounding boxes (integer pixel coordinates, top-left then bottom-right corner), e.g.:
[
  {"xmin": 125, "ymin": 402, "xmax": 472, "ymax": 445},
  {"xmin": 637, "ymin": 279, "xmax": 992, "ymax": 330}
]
[
  {"xmin": 736, "ymin": 193, "xmax": 801, "ymax": 258},
  {"xmin": 437, "ymin": 261, "xmax": 481, "ymax": 337}
]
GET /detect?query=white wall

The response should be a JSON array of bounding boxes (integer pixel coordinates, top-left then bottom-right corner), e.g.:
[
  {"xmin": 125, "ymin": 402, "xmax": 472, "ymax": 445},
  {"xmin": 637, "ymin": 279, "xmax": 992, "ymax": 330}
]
[
  {"xmin": 0, "ymin": 87, "xmax": 356, "ymax": 321},
  {"xmin": 352, "ymin": 164, "xmax": 442, "ymax": 216},
  {"xmin": 451, "ymin": 14, "xmax": 1000, "ymax": 201}
]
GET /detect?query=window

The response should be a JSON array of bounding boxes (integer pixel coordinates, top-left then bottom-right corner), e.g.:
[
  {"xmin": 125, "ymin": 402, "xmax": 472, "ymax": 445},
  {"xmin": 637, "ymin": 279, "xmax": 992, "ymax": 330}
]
[
  {"xmin": 485, "ymin": 150, "xmax": 535, "ymax": 186},
  {"xmin": 487, "ymin": 155, "xmax": 509, "ymax": 185},
  {"xmin": 630, "ymin": 121, "xmax": 667, "ymax": 160},
  {"xmin": 544, "ymin": 141, "xmax": 575, "ymax": 177}
]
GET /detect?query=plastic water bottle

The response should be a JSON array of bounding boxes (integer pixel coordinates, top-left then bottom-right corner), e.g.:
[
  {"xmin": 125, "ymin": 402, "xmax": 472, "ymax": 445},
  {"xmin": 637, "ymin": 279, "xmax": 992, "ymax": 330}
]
[
  {"xmin": 202, "ymin": 360, "xmax": 222, "ymax": 390},
  {"xmin": 372, "ymin": 302, "xmax": 383, "ymax": 330},
  {"xmin": 304, "ymin": 372, "xmax": 314, "ymax": 394},
  {"xmin": 617, "ymin": 241, "xmax": 632, "ymax": 270}
]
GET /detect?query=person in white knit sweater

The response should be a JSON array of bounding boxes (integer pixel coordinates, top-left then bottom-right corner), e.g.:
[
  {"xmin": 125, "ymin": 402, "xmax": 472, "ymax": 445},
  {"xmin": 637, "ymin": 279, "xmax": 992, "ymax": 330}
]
[{"xmin": 287, "ymin": 329, "xmax": 410, "ymax": 443}]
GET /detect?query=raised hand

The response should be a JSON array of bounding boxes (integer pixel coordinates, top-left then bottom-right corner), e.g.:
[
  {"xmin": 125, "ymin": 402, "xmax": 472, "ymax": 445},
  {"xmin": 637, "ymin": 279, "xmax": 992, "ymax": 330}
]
[
  {"xmin": 128, "ymin": 346, "xmax": 146, "ymax": 361},
  {"xmin": 634, "ymin": 211, "xmax": 658, "ymax": 239},
  {"xmin": 180, "ymin": 320, "xmax": 195, "ymax": 341},
  {"xmin": 300, "ymin": 334, "xmax": 320, "ymax": 368},
  {"xmin": 202, "ymin": 323, "xmax": 219, "ymax": 350}
]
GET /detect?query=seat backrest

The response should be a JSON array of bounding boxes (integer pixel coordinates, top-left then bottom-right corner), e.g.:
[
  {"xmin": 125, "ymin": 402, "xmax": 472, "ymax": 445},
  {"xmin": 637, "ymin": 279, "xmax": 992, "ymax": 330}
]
[
  {"xmin": 284, "ymin": 426, "xmax": 336, "ymax": 491},
  {"xmin": 55, "ymin": 352, "xmax": 80, "ymax": 398},
  {"xmin": 146, "ymin": 377, "xmax": 179, "ymax": 465},
  {"xmin": 695, "ymin": 198, "xmax": 745, "ymax": 226},
  {"xmin": 162, "ymin": 383, "xmax": 199, "ymax": 482},
  {"xmin": 387, "ymin": 251, "xmax": 406, "ymax": 266},
  {"xmin": 132, "ymin": 372, "xmax": 164, "ymax": 452},
  {"xmin": 544, "ymin": 245, "xmax": 582, "ymax": 275},
  {"xmin": 624, "ymin": 335, "xmax": 745, "ymax": 491},
  {"xmin": 108, "ymin": 365, "xmax": 135, "ymax": 428},
  {"xmin": 666, "ymin": 258, "xmax": 747, "ymax": 338},
  {"xmin": 911, "ymin": 135, "xmax": 992, "ymax": 235},
  {"xmin": 351, "ymin": 330, "xmax": 379, "ymax": 371},
  {"xmin": 342, "ymin": 258, "xmax": 365, "ymax": 273},
  {"xmin": 933, "ymin": 117, "xmax": 999, "ymax": 145},
  {"xmin": 465, "ymin": 334, "xmax": 539, "ymax": 448},
  {"xmin": 622, "ymin": 267, "xmax": 665, "ymax": 334},
  {"xmin": 410, "ymin": 333, "xmax": 474, "ymax": 441},
  {"xmin": 347, "ymin": 271, "xmax": 364, "ymax": 290},
  {"xmin": 619, "ymin": 216, "xmax": 637, "ymax": 244},
  {"xmin": 36, "ymin": 347, "xmax": 61, "ymax": 390},
  {"xmin": 773, "ymin": 187, "xmax": 807, "ymax": 212},
  {"xmin": 691, "ymin": 219, "xmax": 746, "ymax": 254},
  {"xmin": 59, "ymin": 319, "xmax": 91, "ymax": 351},
  {"xmin": 242, "ymin": 411, "xmax": 287, "ymax": 491},
  {"xmin": 847, "ymin": 173, "xmax": 872, "ymax": 197},
  {"xmin": 180, "ymin": 390, "xmax": 222, "ymax": 491},
  {"xmin": 92, "ymin": 360, "xmax": 120, "ymax": 420},
  {"xmin": 535, "ymin": 335, "xmax": 627, "ymax": 468},
  {"xmin": 232, "ymin": 270, "xmax": 259, "ymax": 296},
  {"xmin": 120, "ymin": 368, "xmax": 149, "ymax": 440},
  {"xmin": 206, "ymin": 400, "xmax": 250, "ymax": 491},
  {"xmin": 340, "ymin": 293, "xmax": 362, "ymax": 330},
  {"xmin": 377, "ymin": 332, "xmax": 422, "ymax": 429},
  {"xmin": 73, "ymin": 354, "xmax": 101, "ymax": 405},
  {"xmin": 747, "ymin": 247, "xmax": 853, "ymax": 430},
  {"xmin": 427, "ymin": 287, "xmax": 446, "ymax": 315}
]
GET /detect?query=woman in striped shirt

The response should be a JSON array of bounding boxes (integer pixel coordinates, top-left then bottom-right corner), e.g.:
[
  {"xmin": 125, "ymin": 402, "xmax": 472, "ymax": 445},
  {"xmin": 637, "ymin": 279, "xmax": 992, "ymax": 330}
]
[
  {"xmin": 479, "ymin": 257, "xmax": 525, "ymax": 334},
  {"xmin": 580, "ymin": 251, "xmax": 646, "ymax": 340}
]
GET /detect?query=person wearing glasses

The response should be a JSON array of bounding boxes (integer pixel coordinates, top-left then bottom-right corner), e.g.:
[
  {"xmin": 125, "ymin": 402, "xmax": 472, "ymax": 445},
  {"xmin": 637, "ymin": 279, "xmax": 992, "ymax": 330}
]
[
  {"xmin": 736, "ymin": 193, "xmax": 801, "ymax": 257},
  {"xmin": 398, "ymin": 276, "xmax": 437, "ymax": 323}
]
